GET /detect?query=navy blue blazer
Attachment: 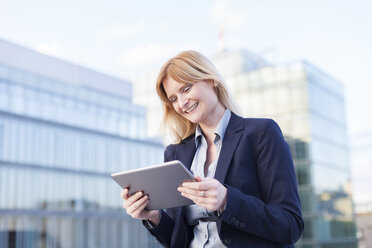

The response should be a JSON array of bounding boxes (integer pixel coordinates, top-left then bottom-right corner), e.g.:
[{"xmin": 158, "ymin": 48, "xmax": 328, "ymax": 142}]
[{"xmin": 144, "ymin": 113, "xmax": 304, "ymax": 247}]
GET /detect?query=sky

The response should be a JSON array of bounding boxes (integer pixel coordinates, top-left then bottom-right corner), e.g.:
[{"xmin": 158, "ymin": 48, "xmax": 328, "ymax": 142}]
[{"xmin": 1, "ymin": 0, "xmax": 371, "ymax": 204}]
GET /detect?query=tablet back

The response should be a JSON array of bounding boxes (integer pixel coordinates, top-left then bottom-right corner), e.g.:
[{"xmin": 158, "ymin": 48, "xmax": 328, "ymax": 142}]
[{"xmin": 111, "ymin": 160, "xmax": 196, "ymax": 210}]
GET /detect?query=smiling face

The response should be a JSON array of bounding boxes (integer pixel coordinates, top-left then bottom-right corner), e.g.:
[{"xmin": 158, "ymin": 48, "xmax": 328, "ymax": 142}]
[{"xmin": 163, "ymin": 76, "xmax": 225, "ymax": 128}]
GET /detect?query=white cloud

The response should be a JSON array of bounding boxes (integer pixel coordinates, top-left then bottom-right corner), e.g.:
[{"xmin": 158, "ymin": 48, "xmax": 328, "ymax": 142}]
[
  {"xmin": 119, "ymin": 43, "xmax": 198, "ymax": 67},
  {"xmin": 210, "ymin": 0, "xmax": 250, "ymax": 31},
  {"xmin": 96, "ymin": 20, "xmax": 169, "ymax": 40},
  {"xmin": 365, "ymin": 59, "xmax": 372, "ymax": 69},
  {"xmin": 96, "ymin": 21, "xmax": 146, "ymax": 40}
]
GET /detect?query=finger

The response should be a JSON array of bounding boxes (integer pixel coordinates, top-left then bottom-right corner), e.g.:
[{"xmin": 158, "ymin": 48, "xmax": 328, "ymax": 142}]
[
  {"xmin": 124, "ymin": 191, "xmax": 144, "ymax": 209},
  {"xmin": 182, "ymin": 177, "xmax": 216, "ymax": 188},
  {"xmin": 178, "ymin": 186, "xmax": 205, "ymax": 197},
  {"xmin": 129, "ymin": 197, "xmax": 150, "ymax": 218},
  {"xmin": 182, "ymin": 192, "xmax": 218, "ymax": 211},
  {"xmin": 182, "ymin": 180, "xmax": 217, "ymax": 191},
  {"xmin": 180, "ymin": 191, "xmax": 201, "ymax": 203},
  {"xmin": 180, "ymin": 191, "xmax": 209, "ymax": 205},
  {"xmin": 126, "ymin": 195, "xmax": 148, "ymax": 214},
  {"xmin": 195, "ymin": 176, "xmax": 202, "ymax": 182},
  {"xmin": 181, "ymin": 181, "xmax": 206, "ymax": 190},
  {"xmin": 123, "ymin": 194, "xmax": 146, "ymax": 211},
  {"xmin": 121, "ymin": 188, "xmax": 129, "ymax": 200},
  {"xmin": 181, "ymin": 187, "xmax": 208, "ymax": 197},
  {"xmin": 127, "ymin": 195, "xmax": 148, "ymax": 212},
  {"xmin": 182, "ymin": 191, "xmax": 218, "ymax": 211}
]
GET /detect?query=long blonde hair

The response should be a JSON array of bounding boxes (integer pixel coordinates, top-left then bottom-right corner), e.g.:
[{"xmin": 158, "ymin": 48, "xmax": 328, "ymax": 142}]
[{"xmin": 156, "ymin": 50, "xmax": 241, "ymax": 143}]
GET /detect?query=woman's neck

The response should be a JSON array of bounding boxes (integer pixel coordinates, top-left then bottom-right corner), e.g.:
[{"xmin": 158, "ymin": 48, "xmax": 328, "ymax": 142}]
[{"xmin": 199, "ymin": 105, "xmax": 226, "ymax": 142}]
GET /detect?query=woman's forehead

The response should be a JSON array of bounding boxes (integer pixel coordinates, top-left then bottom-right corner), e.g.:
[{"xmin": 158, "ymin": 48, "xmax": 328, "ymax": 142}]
[
  {"xmin": 164, "ymin": 76, "xmax": 187, "ymax": 88},
  {"xmin": 163, "ymin": 76, "xmax": 184, "ymax": 95}
]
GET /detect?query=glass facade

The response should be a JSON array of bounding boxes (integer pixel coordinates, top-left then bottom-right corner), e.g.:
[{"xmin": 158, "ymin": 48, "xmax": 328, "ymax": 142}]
[
  {"xmin": 213, "ymin": 52, "xmax": 357, "ymax": 248},
  {"xmin": 0, "ymin": 41, "xmax": 164, "ymax": 248}
]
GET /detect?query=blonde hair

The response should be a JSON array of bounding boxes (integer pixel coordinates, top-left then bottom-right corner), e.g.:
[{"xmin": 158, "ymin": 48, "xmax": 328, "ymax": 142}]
[{"xmin": 156, "ymin": 50, "xmax": 241, "ymax": 143}]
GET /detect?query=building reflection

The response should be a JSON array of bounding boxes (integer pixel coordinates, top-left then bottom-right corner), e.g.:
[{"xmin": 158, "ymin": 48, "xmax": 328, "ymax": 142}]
[
  {"xmin": 39, "ymin": 199, "xmax": 100, "ymax": 211},
  {"xmin": 212, "ymin": 49, "xmax": 357, "ymax": 248},
  {"xmin": 0, "ymin": 230, "xmax": 61, "ymax": 248},
  {"xmin": 0, "ymin": 39, "xmax": 163, "ymax": 248}
]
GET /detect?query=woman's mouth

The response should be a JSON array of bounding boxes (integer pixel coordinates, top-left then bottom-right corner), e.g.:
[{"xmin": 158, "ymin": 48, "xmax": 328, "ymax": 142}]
[{"xmin": 185, "ymin": 102, "xmax": 199, "ymax": 114}]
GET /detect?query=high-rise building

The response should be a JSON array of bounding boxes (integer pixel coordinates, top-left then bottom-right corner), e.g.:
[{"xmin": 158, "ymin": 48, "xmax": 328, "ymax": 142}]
[
  {"xmin": 352, "ymin": 132, "xmax": 372, "ymax": 248},
  {"xmin": 212, "ymin": 50, "xmax": 357, "ymax": 248},
  {"xmin": 0, "ymin": 38, "xmax": 163, "ymax": 248}
]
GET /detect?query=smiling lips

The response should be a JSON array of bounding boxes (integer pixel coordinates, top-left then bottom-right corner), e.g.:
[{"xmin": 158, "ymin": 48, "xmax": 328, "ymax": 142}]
[{"xmin": 185, "ymin": 102, "xmax": 199, "ymax": 114}]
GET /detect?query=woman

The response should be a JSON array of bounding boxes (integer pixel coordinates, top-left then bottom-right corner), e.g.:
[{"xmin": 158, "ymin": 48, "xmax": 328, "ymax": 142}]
[{"xmin": 121, "ymin": 50, "xmax": 304, "ymax": 247}]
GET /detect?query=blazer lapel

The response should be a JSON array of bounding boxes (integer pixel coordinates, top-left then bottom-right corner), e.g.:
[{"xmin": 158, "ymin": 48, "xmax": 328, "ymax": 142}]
[
  {"xmin": 172, "ymin": 136, "xmax": 196, "ymax": 247},
  {"xmin": 214, "ymin": 112, "xmax": 244, "ymax": 184},
  {"xmin": 176, "ymin": 136, "xmax": 197, "ymax": 170}
]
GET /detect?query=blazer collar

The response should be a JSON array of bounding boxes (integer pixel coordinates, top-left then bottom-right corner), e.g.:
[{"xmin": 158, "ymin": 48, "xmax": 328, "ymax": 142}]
[
  {"xmin": 178, "ymin": 135, "xmax": 197, "ymax": 171},
  {"xmin": 177, "ymin": 112, "xmax": 244, "ymax": 183},
  {"xmin": 214, "ymin": 112, "xmax": 244, "ymax": 184}
]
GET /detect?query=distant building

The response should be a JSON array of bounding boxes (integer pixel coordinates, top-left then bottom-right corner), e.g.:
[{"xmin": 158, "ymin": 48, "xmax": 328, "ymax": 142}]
[
  {"xmin": 352, "ymin": 132, "xmax": 372, "ymax": 247},
  {"xmin": 131, "ymin": 48, "xmax": 358, "ymax": 247},
  {"xmin": 212, "ymin": 49, "xmax": 357, "ymax": 248},
  {"xmin": 0, "ymin": 38, "xmax": 163, "ymax": 248},
  {"xmin": 356, "ymin": 203, "xmax": 372, "ymax": 248}
]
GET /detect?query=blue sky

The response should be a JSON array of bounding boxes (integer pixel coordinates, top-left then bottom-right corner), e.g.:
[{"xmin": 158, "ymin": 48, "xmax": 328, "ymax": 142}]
[{"xmin": 1, "ymin": 0, "xmax": 372, "ymax": 203}]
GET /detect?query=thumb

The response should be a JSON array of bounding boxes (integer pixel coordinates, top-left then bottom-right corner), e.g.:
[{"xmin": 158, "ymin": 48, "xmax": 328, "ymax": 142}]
[{"xmin": 195, "ymin": 176, "xmax": 202, "ymax": 182}]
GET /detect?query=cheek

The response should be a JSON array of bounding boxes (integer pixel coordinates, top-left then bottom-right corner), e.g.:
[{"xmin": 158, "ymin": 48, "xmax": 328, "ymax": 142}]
[
  {"xmin": 172, "ymin": 104, "xmax": 182, "ymax": 114},
  {"xmin": 205, "ymin": 92, "xmax": 219, "ymax": 105}
]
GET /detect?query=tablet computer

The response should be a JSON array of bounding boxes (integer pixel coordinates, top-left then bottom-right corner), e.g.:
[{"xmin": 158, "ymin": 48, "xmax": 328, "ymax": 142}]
[{"xmin": 111, "ymin": 160, "xmax": 196, "ymax": 210}]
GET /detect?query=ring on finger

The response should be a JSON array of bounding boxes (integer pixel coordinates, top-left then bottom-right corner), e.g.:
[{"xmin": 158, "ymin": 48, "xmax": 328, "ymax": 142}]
[{"xmin": 200, "ymin": 190, "xmax": 205, "ymax": 197}]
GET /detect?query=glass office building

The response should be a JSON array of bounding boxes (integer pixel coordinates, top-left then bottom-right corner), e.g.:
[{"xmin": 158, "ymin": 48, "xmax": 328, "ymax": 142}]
[
  {"xmin": 213, "ymin": 50, "xmax": 357, "ymax": 248},
  {"xmin": 0, "ymin": 39, "xmax": 163, "ymax": 248}
]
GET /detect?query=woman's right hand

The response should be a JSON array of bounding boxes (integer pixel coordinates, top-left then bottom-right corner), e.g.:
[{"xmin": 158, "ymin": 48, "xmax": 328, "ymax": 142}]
[{"xmin": 121, "ymin": 189, "xmax": 161, "ymax": 226}]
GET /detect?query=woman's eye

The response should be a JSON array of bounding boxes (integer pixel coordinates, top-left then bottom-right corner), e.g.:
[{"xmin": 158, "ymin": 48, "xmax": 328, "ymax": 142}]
[
  {"xmin": 184, "ymin": 85, "xmax": 192, "ymax": 92},
  {"xmin": 170, "ymin": 97, "xmax": 177, "ymax": 103}
]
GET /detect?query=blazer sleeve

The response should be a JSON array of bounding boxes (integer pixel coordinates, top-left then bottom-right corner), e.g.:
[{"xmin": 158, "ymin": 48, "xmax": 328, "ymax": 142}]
[
  {"xmin": 142, "ymin": 144, "xmax": 177, "ymax": 248},
  {"xmin": 220, "ymin": 119, "xmax": 304, "ymax": 244}
]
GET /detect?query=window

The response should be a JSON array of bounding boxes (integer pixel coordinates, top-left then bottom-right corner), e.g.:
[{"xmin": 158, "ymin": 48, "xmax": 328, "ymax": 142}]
[{"xmin": 0, "ymin": 124, "xmax": 2, "ymax": 159}]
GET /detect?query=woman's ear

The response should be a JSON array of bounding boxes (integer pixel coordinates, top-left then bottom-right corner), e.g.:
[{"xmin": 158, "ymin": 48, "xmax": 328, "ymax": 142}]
[
  {"xmin": 210, "ymin": 79, "xmax": 217, "ymax": 87},
  {"xmin": 212, "ymin": 81, "xmax": 218, "ymax": 94}
]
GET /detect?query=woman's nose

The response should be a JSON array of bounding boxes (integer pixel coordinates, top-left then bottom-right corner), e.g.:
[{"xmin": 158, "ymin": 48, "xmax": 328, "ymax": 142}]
[{"xmin": 178, "ymin": 96, "xmax": 189, "ymax": 110}]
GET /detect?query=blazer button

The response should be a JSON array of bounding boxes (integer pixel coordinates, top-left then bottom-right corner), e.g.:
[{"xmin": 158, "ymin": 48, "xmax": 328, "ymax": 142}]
[
  {"xmin": 239, "ymin": 222, "xmax": 246, "ymax": 228},
  {"xmin": 234, "ymin": 219, "xmax": 240, "ymax": 226},
  {"xmin": 230, "ymin": 217, "xmax": 236, "ymax": 223}
]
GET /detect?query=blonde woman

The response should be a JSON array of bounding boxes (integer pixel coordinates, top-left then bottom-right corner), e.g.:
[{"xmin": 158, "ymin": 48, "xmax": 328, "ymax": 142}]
[{"xmin": 121, "ymin": 50, "xmax": 303, "ymax": 247}]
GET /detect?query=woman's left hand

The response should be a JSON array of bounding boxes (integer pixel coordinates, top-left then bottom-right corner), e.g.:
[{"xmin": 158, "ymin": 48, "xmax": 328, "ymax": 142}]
[{"xmin": 178, "ymin": 176, "xmax": 227, "ymax": 211}]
